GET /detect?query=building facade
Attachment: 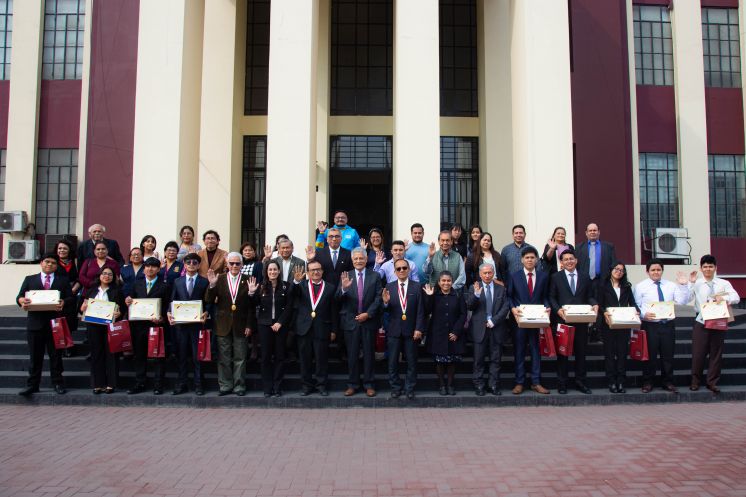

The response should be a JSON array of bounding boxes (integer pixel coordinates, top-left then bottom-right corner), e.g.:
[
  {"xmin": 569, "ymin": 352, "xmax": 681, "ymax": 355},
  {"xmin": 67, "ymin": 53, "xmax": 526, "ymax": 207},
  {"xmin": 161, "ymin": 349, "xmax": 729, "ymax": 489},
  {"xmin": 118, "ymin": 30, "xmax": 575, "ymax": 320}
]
[{"xmin": 0, "ymin": 0, "xmax": 745, "ymax": 303}]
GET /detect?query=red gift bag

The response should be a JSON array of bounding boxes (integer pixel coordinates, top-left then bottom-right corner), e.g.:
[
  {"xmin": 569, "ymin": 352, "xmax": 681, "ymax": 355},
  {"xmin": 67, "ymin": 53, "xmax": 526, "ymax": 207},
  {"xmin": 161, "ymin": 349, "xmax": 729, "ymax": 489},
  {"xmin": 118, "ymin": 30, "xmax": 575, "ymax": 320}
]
[
  {"xmin": 375, "ymin": 327, "xmax": 386, "ymax": 353},
  {"xmin": 704, "ymin": 318, "xmax": 728, "ymax": 331},
  {"xmin": 50, "ymin": 318, "xmax": 74, "ymax": 349},
  {"xmin": 539, "ymin": 327, "xmax": 556, "ymax": 358},
  {"xmin": 107, "ymin": 321, "xmax": 133, "ymax": 353},
  {"xmin": 147, "ymin": 326, "xmax": 165, "ymax": 358},
  {"xmin": 629, "ymin": 330, "xmax": 649, "ymax": 361},
  {"xmin": 197, "ymin": 329, "xmax": 212, "ymax": 361},
  {"xmin": 556, "ymin": 324, "xmax": 575, "ymax": 357}
]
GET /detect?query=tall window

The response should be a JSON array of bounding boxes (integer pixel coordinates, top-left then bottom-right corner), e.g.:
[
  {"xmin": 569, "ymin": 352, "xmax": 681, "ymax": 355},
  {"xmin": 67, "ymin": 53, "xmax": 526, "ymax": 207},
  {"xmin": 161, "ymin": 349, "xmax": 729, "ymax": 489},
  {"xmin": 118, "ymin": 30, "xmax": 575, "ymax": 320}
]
[
  {"xmin": 702, "ymin": 8, "xmax": 741, "ymax": 88},
  {"xmin": 633, "ymin": 5, "xmax": 673, "ymax": 86},
  {"xmin": 439, "ymin": 0, "xmax": 477, "ymax": 117},
  {"xmin": 0, "ymin": 0, "xmax": 12, "ymax": 80},
  {"xmin": 639, "ymin": 153, "xmax": 679, "ymax": 238},
  {"xmin": 330, "ymin": 0, "xmax": 393, "ymax": 116},
  {"xmin": 329, "ymin": 135, "xmax": 392, "ymax": 169},
  {"xmin": 708, "ymin": 155, "xmax": 746, "ymax": 237},
  {"xmin": 440, "ymin": 137, "xmax": 478, "ymax": 230},
  {"xmin": 0, "ymin": 149, "xmax": 6, "ymax": 211},
  {"xmin": 35, "ymin": 149, "xmax": 77, "ymax": 235},
  {"xmin": 242, "ymin": 136, "xmax": 267, "ymax": 247},
  {"xmin": 42, "ymin": 0, "xmax": 85, "ymax": 80},
  {"xmin": 245, "ymin": 0, "xmax": 270, "ymax": 115}
]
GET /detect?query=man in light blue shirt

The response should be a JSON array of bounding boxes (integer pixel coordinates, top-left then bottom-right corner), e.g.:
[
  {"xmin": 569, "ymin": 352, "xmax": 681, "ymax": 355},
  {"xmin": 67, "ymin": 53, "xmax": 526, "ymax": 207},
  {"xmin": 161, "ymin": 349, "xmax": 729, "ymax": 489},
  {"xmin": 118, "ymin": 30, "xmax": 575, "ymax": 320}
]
[
  {"xmin": 373, "ymin": 240, "xmax": 420, "ymax": 283},
  {"xmin": 314, "ymin": 210, "xmax": 360, "ymax": 251},
  {"xmin": 404, "ymin": 223, "xmax": 429, "ymax": 279}
]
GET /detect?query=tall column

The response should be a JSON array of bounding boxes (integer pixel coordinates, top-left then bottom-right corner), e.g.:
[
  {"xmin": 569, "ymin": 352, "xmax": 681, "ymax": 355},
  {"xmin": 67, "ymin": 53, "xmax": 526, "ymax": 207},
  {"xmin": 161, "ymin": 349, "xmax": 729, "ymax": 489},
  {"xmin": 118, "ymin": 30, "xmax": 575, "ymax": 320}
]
[
  {"xmin": 4, "ymin": 0, "xmax": 43, "ymax": 218},
  {"xmin": 265, "ymin": 0, "xmax": 319, "ymax": 248},
  {"xmin": 198, "ymin": 0, "xmax": 245, "ymax": 250},
  {"xmin": 315, "ymin": 0, "xmax": 331, "ymax": 224},
  {"xmin": 393, "ymin": 0, "xmax": 440, "ymax": 241},
  {"xmin": 132, "ymin": 0, "xmax": 203, "ymax": 248},
  {"xmin": 672, "ymin": 0, "xmax": 710, "ymax": 260},
  {"xmin": 74, "ymin": 0, "xmax": 93, "ymax": 238},
  {"xmin": 510, "ymin": 0, "xmax": 575, "ymax": 247}
]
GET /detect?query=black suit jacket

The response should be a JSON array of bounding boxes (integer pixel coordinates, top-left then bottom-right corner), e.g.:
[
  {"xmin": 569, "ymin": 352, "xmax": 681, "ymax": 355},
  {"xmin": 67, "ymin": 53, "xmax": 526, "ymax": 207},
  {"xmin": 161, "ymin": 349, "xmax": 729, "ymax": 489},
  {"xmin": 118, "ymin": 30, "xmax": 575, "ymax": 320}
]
[
  {"xmin": 129, "ymin": 277, "xmax": 171, "ymax": 330},
  {"xmin": 549, "ymin": 270, "xmax": 598, "ymax": 324},
  {"xmin": 77, "ymin": 238, "xmax": 125, "ymax": 266},
  {"xmin": 17, "ymin": 273, "xmax": 75, "ymax": 331},
  {"xmin": 81, "ymin": 285, "xmax": 128, "ymax": 322},
  {"xmin": 314, "ymin": 247, "xmax": 353, "ymax": 285},
  {"xmin": 335, "ymin": 268, "xmax": 383, "ymax": 332},
  {"xmin": 506, "ymin": 269, "xmax": 550, "ymax": 309},
  {"xmin": 294, "ymin": 279, "xmax": 338, "ymax": 338},
  {"xmin": 576, "ymin": 240, "xmax": 616, "ymax": 281},
  {"xmin": 383, "ymin": 280, "xmax": 426, "ymax": 338},
  {"xmin": 595, "ymin": 279, "xmax": 639, "ymax": 331},
  {"xmin": 252, "ymin": 281, "xmax": 296, "ymax": 327}
]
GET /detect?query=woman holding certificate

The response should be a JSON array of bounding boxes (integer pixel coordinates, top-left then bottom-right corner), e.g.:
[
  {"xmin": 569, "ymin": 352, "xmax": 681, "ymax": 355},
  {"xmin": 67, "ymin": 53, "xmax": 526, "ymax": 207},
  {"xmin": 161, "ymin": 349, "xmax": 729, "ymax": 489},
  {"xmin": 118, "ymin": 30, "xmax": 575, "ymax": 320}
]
[
  {"xmin": 79, "ymin": 242, "xmax": 121, "ymax": 294},
  {"xmin": 80, "ymin": 267, "xmax": 125, "ymax": 394}
]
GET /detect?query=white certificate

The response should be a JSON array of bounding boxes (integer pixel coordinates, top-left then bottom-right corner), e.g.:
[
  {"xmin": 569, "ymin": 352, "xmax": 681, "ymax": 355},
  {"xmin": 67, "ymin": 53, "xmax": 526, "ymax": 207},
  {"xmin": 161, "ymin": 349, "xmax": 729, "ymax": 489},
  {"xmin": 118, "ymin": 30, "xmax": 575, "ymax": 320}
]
[
  {"xmin": 649, "ymin": 301, "xmax": 675, "ymax": 320},
  {"xmin": 171, "ymin": 300, "xmax": 203, "ymax": 323},
  {"xmin": 25, "ymin": 290, "xmax": 61, "ymax": 311},
  {"xmin": 129, "ymin": 298, "xmax": 162, "ymax": 321},
  {"xmin": 82, "ymin": 299, "xmax": 117, "ymax": 325},
  {"xmin": 607, "ymin": 307, "xmax": 641, "ymax": 329},
  {"xmin": 520, "ymin": 305, "xmax": 548, "ymax": 319},
  {"xmin": 562, "ymin": 305, "xmax": 597, "ymax": 323},
  {"xmin": 701, "ymin": 301, "xmax": 729, "ymax": 321}
]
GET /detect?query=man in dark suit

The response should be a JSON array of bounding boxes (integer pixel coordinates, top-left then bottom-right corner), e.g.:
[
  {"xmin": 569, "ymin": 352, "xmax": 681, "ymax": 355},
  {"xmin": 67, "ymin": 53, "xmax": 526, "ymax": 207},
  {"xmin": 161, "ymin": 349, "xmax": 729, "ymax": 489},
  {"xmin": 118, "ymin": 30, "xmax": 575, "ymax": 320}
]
[
  {"xmin": 465, "ymin": 263, "xmax": 509, "ymax": 396},
  {"xmin": 293, "ymin": 260, "xmax": 338, "ymax": 396},
  {"xmin": 77, "ymin": 223, "xmax": 124, "ymax": 266},
  {"xmin": 205, "ymin": 252, "xmax": 255, "ymax": 396},
  {"xmin": 306, "ymin": 228, "xmax": 353, "ymax": 286},
  {"xmin": 336, "ymin": 247, "xmax": 383, "ymax": 397},
  {"xmin": 125, "ymin": 257, "xmax": 171, "ymax": 395},
  {"xmin": 167, "ymin": 253, "xmax": 209, "ymax": 396},
  {"xmin": 506, "ymin": 246, "xmax": 551, "ymax": 395},
  {"xmin": 382, "ymin": 259, "xmax": 426, "ymax": 400},
  {"xmin": 16, "ymin": 253, "xmax": 75, "ymax": 396},
  {"xmin": 576, "ymin": 222, "xmax": 616, "ymax": 284},
  {"xmin": 549, "ymin": 249, "xmax": 598, "ymax": 395}
]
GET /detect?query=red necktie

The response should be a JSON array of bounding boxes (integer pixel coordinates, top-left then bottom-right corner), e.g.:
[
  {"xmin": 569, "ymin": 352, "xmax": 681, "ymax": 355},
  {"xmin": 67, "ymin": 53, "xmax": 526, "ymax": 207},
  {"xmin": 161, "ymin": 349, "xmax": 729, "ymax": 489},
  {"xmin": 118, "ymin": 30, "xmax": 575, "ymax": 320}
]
[
  {"xmin": 44, "ymin": 274, "xmax": 51, "ymax": 290},
  {"xmin": 527, "ymin": 272, "xmax": 534, "ymax": 298}
]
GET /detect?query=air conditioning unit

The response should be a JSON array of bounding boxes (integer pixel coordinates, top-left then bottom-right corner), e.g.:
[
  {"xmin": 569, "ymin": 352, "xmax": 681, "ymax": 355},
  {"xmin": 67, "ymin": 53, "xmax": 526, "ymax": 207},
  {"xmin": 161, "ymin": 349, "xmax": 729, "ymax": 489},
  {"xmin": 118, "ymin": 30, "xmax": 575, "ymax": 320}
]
[
  {"xmin": 653, "ymin": 228, "xmax": 689, "ymax": 259},
  {"xmin": 0, "ymin": 211, "xmax": 28, "ymax": 232},
  {"xmin": 42, "ymin": 234, "xmax": 78, "ymax": 255},
  {"xmin": 6, "ymin": 240, "xmax": 40, "ymax": 262}
]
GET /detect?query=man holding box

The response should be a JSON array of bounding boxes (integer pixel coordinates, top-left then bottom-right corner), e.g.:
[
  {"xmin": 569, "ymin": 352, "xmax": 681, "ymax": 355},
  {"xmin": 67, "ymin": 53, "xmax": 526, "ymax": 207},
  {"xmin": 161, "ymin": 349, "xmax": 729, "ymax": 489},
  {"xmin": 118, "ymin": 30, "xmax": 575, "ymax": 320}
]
[
  {"xmin": 16, "ymin": 253, "xmax": 74, "ymax": 396},
  {"xmin": 549, "ymin": 249, "xmax": 598, "ymax": 395}
]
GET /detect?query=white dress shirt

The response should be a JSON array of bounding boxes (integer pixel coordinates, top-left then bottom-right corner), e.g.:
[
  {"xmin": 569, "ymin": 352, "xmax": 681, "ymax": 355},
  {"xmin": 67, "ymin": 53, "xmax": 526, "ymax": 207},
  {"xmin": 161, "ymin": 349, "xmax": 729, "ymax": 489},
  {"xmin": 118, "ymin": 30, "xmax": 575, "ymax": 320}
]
[
  {"xmin": 691, "ymin": 276, "xmax": 740, "ymax": 324},
  {"xmin": 633, "ymin": 278, "xmax": 691, "ymax": 322}
]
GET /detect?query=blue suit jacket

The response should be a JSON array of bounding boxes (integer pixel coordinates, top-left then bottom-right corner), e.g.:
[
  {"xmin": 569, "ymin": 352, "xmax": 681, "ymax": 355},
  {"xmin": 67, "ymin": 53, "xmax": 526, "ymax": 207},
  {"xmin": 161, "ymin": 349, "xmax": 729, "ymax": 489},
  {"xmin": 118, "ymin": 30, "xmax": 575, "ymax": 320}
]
[{"xmin": 506, "ymin": 268, "xmax": 550, "ymax": 309}]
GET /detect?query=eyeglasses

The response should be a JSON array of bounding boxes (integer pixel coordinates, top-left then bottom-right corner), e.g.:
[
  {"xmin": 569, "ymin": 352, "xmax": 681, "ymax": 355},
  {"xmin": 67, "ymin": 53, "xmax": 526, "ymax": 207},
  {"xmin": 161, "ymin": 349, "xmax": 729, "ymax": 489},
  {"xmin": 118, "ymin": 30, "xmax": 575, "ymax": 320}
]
[
  {"xmin": 308, "ymin": 268, "xmax": 323, "ymax": 272},
  {"xmin": 184, "ymin": 260, "xmax": 199, "ymax": 265},
  {"xmin": 395, "ymin": 266, "xmax": 409, "ymax": 272},
  {"xmin": 101, "ymin": 273, "xmax": 114, "ymax": 278},
  {"xmin": 328, "ymin": 235, "xmax": 341, "ymax": 239},
  {"xmin": 612, "ymin": 267, "xmax": 625, "ymax": 273},
  {"xmin": 227, "ymin": 262, "xmax": 242, "ymax": 266}
]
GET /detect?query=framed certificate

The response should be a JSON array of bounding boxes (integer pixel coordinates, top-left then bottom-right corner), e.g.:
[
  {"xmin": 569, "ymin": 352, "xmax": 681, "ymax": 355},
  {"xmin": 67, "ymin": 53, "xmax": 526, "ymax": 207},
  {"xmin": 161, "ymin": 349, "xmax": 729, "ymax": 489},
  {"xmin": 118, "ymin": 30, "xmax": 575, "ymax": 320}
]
[
  {"xmin": 606, "ymin": 307, "xmax": 641, "ymax": 329},
  {"xmin": 129, "ymin": 298, "xmax": 162, "ymax": 321},
  {"xmin": 170, "ymin": 300, "xmax": 203, "ymax": 323},
  {"xmin": 649, "ymin": 301, "xmax": 675, "ymax": 320},
  {"xmin": 25, "ymin": 290, "xmax": 61, "ymax": 311},
  {"xmin": 701, "ymin": 301, "xmax": 729, "ymax": 321},
  {"xmin": 517, "ymin": 305, "xmax": 550, "ymax": 328},
  {"xmin": 82, "ymin": 299, "xmax": 117, "ymax": 324},
  {"xmin": 562, "ymin": 305, "xmax": 597, "ymax": 323}
]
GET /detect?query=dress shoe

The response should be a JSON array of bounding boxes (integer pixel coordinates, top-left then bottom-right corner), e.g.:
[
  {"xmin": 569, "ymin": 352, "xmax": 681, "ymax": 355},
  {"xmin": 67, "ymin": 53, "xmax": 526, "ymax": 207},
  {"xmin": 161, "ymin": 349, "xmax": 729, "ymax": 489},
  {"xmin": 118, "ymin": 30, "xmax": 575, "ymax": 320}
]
[
  {"xmin": 105, "ymin": 387, "xmax": 115, "ymax": 394},
  {"xmin": 235, "ymin": 390, "xmax": 246, "ymax": 396},
  {"xmin": 707, "ymin": 384, "xmax": 721, "ymax": 394},
  {"xmin": 218, "ymin": 390, "xmax": 232, "ymax": 396},
  {"xmin": 690, "ymin": 379, "xmax": 700, "ymax": 391},
  {"xmin": 344, "ymin": 387, "xmax": 356, "ymax": 397},
  {"xmin": 489, "ymin": 387, "xmax": 501, "ymax": 396},
  {"xmin": 475, "ymin": 387, "xmax": 485, "ymax": 397},
  {"xmin": 93, "ymin": 388, "xmax": 103, "ymax": 395},
  {"xmin": 195, "ymin": 386, "xmax": 204, "ymax": 396},
  {"xmin": 54, "ymin": 384, "xmax": 67, "ymax": 395},
  {"xmin": 608, "ymin": 384, "xmax": 618, "ymax": 394},
  {"xmin": 318, "ymin": 387, "xmax": 329, "ymax": 397},
  {"xmin": 300, "ymin": 388, "xmax": 313, "ymax": 396},
  {"xmin": 273, "ymin": 391, "xmax": 283, "ymax": 398},
  {"xmin": 439, "ymin": 386, "xmax": 448, "ymax": 396},
  {"xmin": 153, "ymin": 387, "xmax": 163, "ymax": 395},
  {"xmin": 617, "ymin": 383, "xmax": 626, "ymax": 394},
  {"xmin": 558, "ymin": 385, "xmax": 568, "ymax": 395},
  {"xmin": 127, "ymin": 384, "xmax": 146, "ymax": 395},
  {"xmin": 18, "ymin": 386, "xmax": 39, "ymax": 397},
  {"xmin": 512, "ymin": 384, "xmax": 524, "ymax": 395},
  {"xmin": 447, "ymin": 386, "xmax": 456, "ymax": 396},
  {"xmin": 531, "ymin": 384, "xmax": 550, "ymax": 395},
  {"xmin": 172, "ymin": 385, "xmax": 188, "ymax": 395},
  {"xmin": 390, "ymin": 390, "xmax": 401, "ymax": 399},
  {"xmin": 263, "ymin": 392, "xmax": 272, "ymax": 398},
  {"xmin": 406, "ymin": 391, "xmax": 415, "ymax": 400},
  {"xmin": 641, "ymin": 384, "xmax": 652, "ymax": 393},
  {"xmin": 575, "ymin": 383, "xmax": 592, "ymax": 395},
  {"xmin": 663, "ymin": 384, "xmax": 678, "ymax": 393},
  {"xmin": 366, "ymin": 388, "xmax": 376, "ymax": 397}
]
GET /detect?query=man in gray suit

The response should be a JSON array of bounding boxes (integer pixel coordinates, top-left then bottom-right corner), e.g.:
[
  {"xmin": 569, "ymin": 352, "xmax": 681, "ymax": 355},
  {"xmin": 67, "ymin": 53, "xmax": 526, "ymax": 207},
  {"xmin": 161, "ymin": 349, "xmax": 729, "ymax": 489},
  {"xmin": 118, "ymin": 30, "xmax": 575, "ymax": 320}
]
[
  {"xmin": 336, "ymin": 247, "xmax": 383, "ymax": 397},
  {"xmin": 465, "ymin": 263, "xmax": 510, "ymax": 396}
]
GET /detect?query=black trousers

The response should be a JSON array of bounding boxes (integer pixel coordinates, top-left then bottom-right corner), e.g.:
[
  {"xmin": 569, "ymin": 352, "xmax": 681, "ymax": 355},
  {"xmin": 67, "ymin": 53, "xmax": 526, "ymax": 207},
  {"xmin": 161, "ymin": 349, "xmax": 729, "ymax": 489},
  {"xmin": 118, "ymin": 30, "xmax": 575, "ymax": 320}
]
[
  {"xmin": 345, "ymin": 326, "xmax": 376, "ymax": 389},
  {"xmin": 174, "ymin": 324, "xmax": 203, "ymax": 388},
  {"xmin": 472, "ymin": 325, "xmax": 505, "ymax": 389},
  {"xmin": 691, "ymin": 322, "xmax": 725, "ymax": 387},
  {"xmin": 130, "ymin": 324, "xmax": 166, "ymax": 387},
  {"xmin": 387, "ymin": 335, "xmax": 418, "ymax": 393},
  {"xmin": 602, "ymin": 328, "xmax": 629, "ymax": 384},
  {"xmin": 297, "ymin": 333, "xmax": 329, "ymax": 389},
  {"xmin": 642, "ymin": 321, "xmax": 675, "ymax": 386},
  {"xmin": 88, "ymin": 324, "xmax": 118, "ymax": 388},
  {"xmin": 556, "ymin": 324, "xmax": 589, "ymax": 386},
  {"xmin": 259, "ymin": 324, "xmax": 286, "ymax": 394},
  {"xmin": 26, "ymin": 328, "xmax": 64, "ymax": 388}
]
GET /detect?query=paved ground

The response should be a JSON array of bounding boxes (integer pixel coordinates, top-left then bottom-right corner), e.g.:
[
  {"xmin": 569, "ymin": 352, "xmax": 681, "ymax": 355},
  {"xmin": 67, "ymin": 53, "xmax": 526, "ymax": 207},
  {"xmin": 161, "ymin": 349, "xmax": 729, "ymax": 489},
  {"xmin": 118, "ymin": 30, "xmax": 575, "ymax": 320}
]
[{"xmin": 0, "ymin": 404, "xmax": 744, "ymax": 497}]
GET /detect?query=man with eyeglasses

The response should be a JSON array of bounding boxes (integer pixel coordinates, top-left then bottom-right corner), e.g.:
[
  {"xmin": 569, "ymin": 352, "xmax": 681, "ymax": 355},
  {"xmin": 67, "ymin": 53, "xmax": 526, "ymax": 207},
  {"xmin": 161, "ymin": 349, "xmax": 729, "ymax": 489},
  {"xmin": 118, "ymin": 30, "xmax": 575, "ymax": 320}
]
[
  {"xmin": 314, "ymin": 210, "xmax": 360, "ymax": 251},
  {"xmin": 306, "ymin": 228, "xmax": 353, "ymax": 286},
  {"xmin": 382, "ymin": 260, "xmax": 426, "ymax": 400},
  {"xmin": 167, "ymin": 253, "xmax": 210, "ymax": 396},
  {"xmin": 77, "ymin": 223, "xmax": 125, "ymax": 266}
]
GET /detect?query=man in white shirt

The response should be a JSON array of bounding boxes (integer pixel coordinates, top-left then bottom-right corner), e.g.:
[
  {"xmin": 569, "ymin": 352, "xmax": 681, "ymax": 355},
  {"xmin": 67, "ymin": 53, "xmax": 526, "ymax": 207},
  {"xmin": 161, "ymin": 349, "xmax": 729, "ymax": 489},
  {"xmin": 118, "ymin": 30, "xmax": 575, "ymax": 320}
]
[
  {"xmin": 689, "ymin": 254, "xmax": 740, "ymax": 393},
  {"xmin": 633, "ymin": 258, "xmax": 695, "ymax": 393}
]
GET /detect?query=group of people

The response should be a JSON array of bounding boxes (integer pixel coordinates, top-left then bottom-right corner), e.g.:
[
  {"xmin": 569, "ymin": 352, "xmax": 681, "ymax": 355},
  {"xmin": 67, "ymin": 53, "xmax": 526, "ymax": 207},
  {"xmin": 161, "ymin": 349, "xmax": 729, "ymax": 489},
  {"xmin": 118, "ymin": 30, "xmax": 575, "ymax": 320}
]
[{"xmin": 15, "ymin": 214, "xmax": 740, "ymax": 399}]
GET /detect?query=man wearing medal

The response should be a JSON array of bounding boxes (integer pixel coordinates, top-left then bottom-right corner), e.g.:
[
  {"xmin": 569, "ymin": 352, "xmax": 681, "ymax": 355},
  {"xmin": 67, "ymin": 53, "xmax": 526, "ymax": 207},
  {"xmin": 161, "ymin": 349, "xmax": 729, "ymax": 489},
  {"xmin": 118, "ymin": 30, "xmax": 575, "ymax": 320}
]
[
  {"xmin": 382, "ymin": 259, "xmax": 426, "ymax": 400},
  {"xmin": 292, "ymin": 260, "xmax": 338, "ymax": 396},
  {"xmin": 206, "ymin": 252, "xmax": 255, "ymax": 396}
]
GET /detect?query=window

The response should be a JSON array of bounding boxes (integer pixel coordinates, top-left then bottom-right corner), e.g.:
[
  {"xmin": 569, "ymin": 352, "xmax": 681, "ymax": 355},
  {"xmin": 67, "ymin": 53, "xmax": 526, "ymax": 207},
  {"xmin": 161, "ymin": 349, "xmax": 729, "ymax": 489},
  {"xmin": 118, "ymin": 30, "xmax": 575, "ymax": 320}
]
[
  {"xmin": 633, "ymin": 5, "xmax": 673, "ymax": 86},
  {"xmin": 35, "ymin": 149, "xmax": 77, "ymax": 235},
  {"xmin": 639, "ymin": 153, "xmax": 679, "ymax": 238},
  {"xmin": 329, "ymin": 135, "xmax": 392, "ymax": 169},
  {"xmin": 440, "ymin": 137, "xmax": 478, "ymax": 231},
  {"xmin": 702, "ymin": 8, "xmax": 741, "ymax": 88},
  {"xmin": 245, "ymin": 0, "xmax": 270, "ymax": 115},
  {"xmin": 439, "ymin": 0, "xmax": 477, "ymax": 117},
  {"xmin": 0, "ymin": 149, "xmax": 6, "ymax": 211},
  {"xmin": 42, "ymin": 0, "xmax": 85, "ymax": 80},
  {"xmin": 708, "ymin": 155, "xmax": 746, "ymax": 237},
  {"xmin": 330, "ymin": 0, "xmax": 393, "ymax": 115},
  {"xmin": 0, "ymin": 0, "xmax": 12, "ymax": 80},
  {"xmin": 242, "ymin": 136, "xmax": 267, "ymax": 247}
]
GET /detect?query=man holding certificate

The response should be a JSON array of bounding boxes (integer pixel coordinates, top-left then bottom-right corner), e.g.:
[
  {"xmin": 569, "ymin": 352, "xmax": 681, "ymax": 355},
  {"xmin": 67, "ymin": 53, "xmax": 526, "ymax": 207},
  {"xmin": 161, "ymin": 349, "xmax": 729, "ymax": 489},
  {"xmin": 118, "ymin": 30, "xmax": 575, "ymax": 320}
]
[
  {"xmin": 689, "ymin": 254, "xmax": 740, "ymax": 393},
  {"xmin": 633, "ymin": 258, "xmax": 695, "ymax": 393}
]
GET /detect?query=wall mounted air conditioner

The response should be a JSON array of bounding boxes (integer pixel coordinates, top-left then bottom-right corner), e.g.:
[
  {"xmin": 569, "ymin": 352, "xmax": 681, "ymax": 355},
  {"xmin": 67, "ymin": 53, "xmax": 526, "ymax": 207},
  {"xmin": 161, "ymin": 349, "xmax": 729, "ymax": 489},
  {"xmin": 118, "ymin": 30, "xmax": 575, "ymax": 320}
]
[
  {"xmin": 0, "ymin": 211, "xmax": 27, "ymax": 232},
  {"xmin": 653, "ymin": 227, "xmax": 689, "ymax": 259},
  {"xmin": 6, "ymin": 240, "xmax": 40, "ymax": 262}
]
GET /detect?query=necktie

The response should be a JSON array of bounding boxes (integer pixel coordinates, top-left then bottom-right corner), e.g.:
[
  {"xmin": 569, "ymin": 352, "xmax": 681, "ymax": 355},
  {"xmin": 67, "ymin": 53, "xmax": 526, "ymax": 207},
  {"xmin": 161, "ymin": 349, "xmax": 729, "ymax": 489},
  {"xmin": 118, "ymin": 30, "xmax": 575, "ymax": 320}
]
[
  {"xmin": 147, "ymin": 280, "xmax": 154, "ymax": 294},
  {"xmin": 706, "ymin": 281, "xmax": 715, "ymax": 299},
  {"xmin": 44, "ymin": 274, "xmax": 51, "ymax": 290},
  {"xmin": 485, "ymin": 283, "xmax": 492, "ymax": 322},
  {"xmin": 527, "ymin": 272, "xmax": 534, "ymax": 298},
  {"xmin": 655, "ymin": 281, "xmax": 664, "ymax": 302},
  {"xmin": 332, "ymin": 250, "xmax": 338, "ymax": 268},
  {"xmin": 357, "ymin": 271, "xmax": 364, "ymax": 313},
  {"xmin": 589, "ymin": 242, "xmax": 597, "ymax": 279},
  {"xmin": 569, "ymin": 272, "xmax": 576, "ymax": 295},
  {"xmin": 187, "ymin": 277, "xmax": 194, "ymax": 298}
]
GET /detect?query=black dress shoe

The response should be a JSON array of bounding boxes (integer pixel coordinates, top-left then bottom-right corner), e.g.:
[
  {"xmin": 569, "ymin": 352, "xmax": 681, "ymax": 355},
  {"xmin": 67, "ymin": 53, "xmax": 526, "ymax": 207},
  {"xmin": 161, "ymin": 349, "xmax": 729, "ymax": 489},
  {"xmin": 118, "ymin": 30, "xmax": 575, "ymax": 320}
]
[
  {"xmin": 439, "ymin": 386, "xmax": 448, "ymax": 396},
  {"xmin": 172, "ymin": 385, "xmax": 188, "ymax": 395},
  {"xmin": 576, "ymin": 383, "xmax": 592, "ymax": 395},
  {"xmin": 263, "ymin": 393, "xmax": 272, "ymax": 398},
  {"xmin": 18, "ymin": 386, "xmax": 39, "ymax": 397},
  {"xmin": 475, "ymin": 387, "xmax": 485, "ymax": 397},
  {"xmin": 406, "ymin": 391, "xmax": 415, "ymax": 400},
  {"xmin": 617, "ymin": 383, "xmax": 626, "ymax": 394},
  {"xmin": 447, "ymin": 386, "xmax": 456, "ymax": 396},
  {"xmin": 663, "ymin": 384, "xmax": 678, "ymax": 393},
  {"xmin": 558, "ymin": 385, "xmax": 568, "ymax": 395},
  {"xmin": 195, "ymin": 387, "xmax": 205, "ymax": 396},
  {"xmin": 300, "ymin": 388, "xmax": 313, "ymax": 396},
  {"xmin": 608, "ymin": 384, "xmax": 618, "ymax": 393},
  {"xmin": 218, "ymin": 390, "xmax": 232, "ymax": 396},
  {"xmin": 54, "ymin": 384, "xmax": 67, "ymax": 394},
  {"xmin": 390, "ymin": 390, "xmax": 401, "ymax": 399},
  {"xmin": 489, "ymin": 386, "xmax": 502, "ymax": 396},
  {"xmin": 273, "ymin": 391, "xmax": 283, "ymax": 398},
  {"xmin": 318, "ymin": 387, "xmax": 329, "ymax": 397},
  {"xmin": 235, "ymin": 390, "xmax": 246, "ymax": 396},
  {"xmin": 153, "ymin": 387, "xmax": 163, "ymax": 395},
  {"xmin": 127, "ymin": 384, "xmax": 146, "ymax": 395}
]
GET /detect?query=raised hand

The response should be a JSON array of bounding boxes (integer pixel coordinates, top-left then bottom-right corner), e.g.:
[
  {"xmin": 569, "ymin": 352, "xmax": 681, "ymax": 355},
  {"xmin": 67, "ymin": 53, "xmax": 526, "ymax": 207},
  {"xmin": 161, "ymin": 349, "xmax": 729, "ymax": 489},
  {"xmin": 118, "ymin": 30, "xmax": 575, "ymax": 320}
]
[
  {"xmin": 404, "ymin": 239, "xmax": 411, "ymax": 252},
  {"xmin": 473, "ymin": 281, "xmax": 482, "ymax": 296},
  {"xmin": 428, "ymin": 242, "xmax": 437, "ymax": 258},
  {"xmin": 293, "ymin": 265, "xmax": 306, "ymax": 282},
  {"xmin": 381, "ymin": 288, "xmax": 390, "ymax": 304},
  {"xmin": 340, "ymin": 271, "xmax": 352, "ymax": 290},
  {"xmin": 207, "ymin": 268, "xmax": 218, "ymax": 287},
  {"xmin": 305, "ymin": 245, "xmax": 316, "ymax": 261},
  {"xmin": 423, "ymin": 284, "xmax": 434, "ymax": 296},
  {"xmin": 246, "ymin": 276, "xmax": 259, "ymax": 295},
  {"xmin": 375, "ymin": 250, "xmax": 385, "ymax": 265},
  {"xmin": 263, "ymin": 244, "xmax": 273, "ymax": 260},
  {"xmin": 689, "ymin": 270, "xmax": 698, "ymax": 284},
  {"xmin": 317, "ymin": 220, "xmax": 328, "ymax": 233},
  {"xmin": 359, "ymin": 238, "xmax": 368, "ymax": 250},
  {"xmin": 547, "ymin": 238, "xmax": 557, "ymax": 250}
]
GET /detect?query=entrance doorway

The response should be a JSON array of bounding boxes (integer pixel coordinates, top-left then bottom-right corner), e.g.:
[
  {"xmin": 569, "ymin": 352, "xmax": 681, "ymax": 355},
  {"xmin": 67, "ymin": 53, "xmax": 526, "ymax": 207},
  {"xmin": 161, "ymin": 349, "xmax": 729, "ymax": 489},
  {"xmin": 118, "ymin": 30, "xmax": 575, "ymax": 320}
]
[{"xmin": 329, "ymin": 169, "xmax": 392, "ymax": 244}]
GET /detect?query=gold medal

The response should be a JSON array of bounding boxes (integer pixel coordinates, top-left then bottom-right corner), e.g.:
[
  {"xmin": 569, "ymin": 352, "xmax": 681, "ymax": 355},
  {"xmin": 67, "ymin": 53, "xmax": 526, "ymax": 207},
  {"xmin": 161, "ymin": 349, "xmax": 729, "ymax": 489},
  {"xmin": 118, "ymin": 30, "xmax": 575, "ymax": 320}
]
[
  {"xmin": 402, "ymin": 314, "xmax": 407, "ymax": 321},
  {"xmin": 311, "ymin": 311, "xmax": 316, "ymax": 318},
  {"xmin": 231, "ymin": 304, "xmax": 236, "ymax": 311}
]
